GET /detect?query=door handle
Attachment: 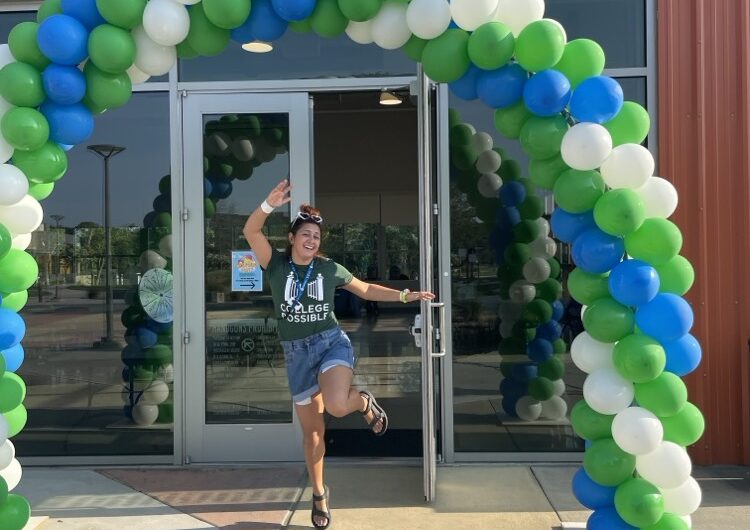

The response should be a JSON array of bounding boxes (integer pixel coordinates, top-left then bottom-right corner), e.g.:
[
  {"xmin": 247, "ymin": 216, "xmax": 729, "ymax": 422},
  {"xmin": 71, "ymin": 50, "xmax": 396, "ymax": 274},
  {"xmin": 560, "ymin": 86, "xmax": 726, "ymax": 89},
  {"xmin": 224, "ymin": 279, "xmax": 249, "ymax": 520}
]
[
  {"xmin": 431, "ymin": 302, "xmax": 446, "ymax": 357},
  {"xmin": 410, "ymin": 314, "xmax": 422, "ymax": 348}
]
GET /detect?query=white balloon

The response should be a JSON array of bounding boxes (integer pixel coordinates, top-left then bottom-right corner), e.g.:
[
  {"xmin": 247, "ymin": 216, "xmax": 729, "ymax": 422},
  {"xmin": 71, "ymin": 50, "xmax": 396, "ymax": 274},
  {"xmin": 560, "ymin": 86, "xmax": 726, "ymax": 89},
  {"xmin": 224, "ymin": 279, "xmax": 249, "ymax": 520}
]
[
  {"xmin": 516, "ymin": 396, "xmax": 542, "ymax": 421},
  {"xmin": 472, "ymin": 132, "xmax": 494, "ymax": 153},
  {"xmin": 11, "ymin": 232, "xmax": 31, "ymax": 250},
  {"xmin": 636, "ymin": 176, "xmax": 679, "ymax": 218},
  {"xmin": 158, "ymin": 235, "xmax": 172, "ymax": 258},
  {"xmin": 0, "ymin": 195, "xmax": 43, "ymax": 235},
  {"xmin": 580, "ymin": 304, "xmax": 588, "ymax": 319},
  {"xmin": 522, "ymin": 257, "xmax": 551, "ymax": 284},
  {"xmin": 499, "ymin": 319, "xmax": 514, "ymax": 338},
  {"xmin": 158, "ymin": 364, "xmax": 174, "ymax": 384},
  {"xmin": 143, "ymin": 0, "xmax": 190, "ymax": 46},
  {"xmin": 476, "ymin": 149, "xmax": 502, "ymax": 174},
  {"xmin": 600, "ymin": 143, "xmax": 655, "ymax": 189},
  {"xmin": 552, "ymin": 378, "xmax": 566, "ymax": 396},
  {"xmin": 0, "ymin": 164, "xmax": 28, "ymax": 205},
  {"xmin": 345, "ymin": 20, "xmax": 375, "ymax": 45},
  {"xmin": 561, "ymin": 123, "xmax": 613, "ymax": 171},
  {"xmin": 583, "ymin": 368, "xmax": 634, "ymax": 415},
  {"xmin": 661, "ymin": 477, "xmax": 702, "ymax": 516},
  {"xmin": 450, "ymin": 0, "xmax": 499, "ymax": 31},
  {"xmin": 636, "ymin": 441, "xmax": 693, "ymax": 489},
  {"xmin": 406, "ymin": 0, "xmax": 452, "ymax": 39},
  {"xmin": 509, "ymin": 280, "xmax": 535, "ymax": 304},
  {"xmin": 231, "ymin": 137, "xmax": 255, "ymax": 162},
  {"xmin": 477, "ymin": 173, "xmax": 503, "ymax": 198},
  {"xmin": 133, "ymin": 26, "xmax": 177, "ymax": 76},
  {"xmin": 540, "ymin": 395, "xmax": 568, "ymax": 420},
  {"xmin": 0, "ymin": 44, "xmax": 14, "ymax": 69},
  {"xmin": 140, "ymin": 250, "xmax": 167, "ymax": 271},
  {"xmin": 371, "ymin": 3, "xmax": 412, "ymax": 50},
  {"xmin": 0, "ymin": 440, "xmax": 15, "ymax": 470},
  {"xmin": 612, "ymin": 406, "xmax": 663, "ymax": 455},
  {"xmin": 142, "ymin": 380, "xmax": 170, "ymax": 405},
  {"xmin": 680, "ymin": 515, "xmax": 692, "ymax": 528},
  {"xmin": 205, "ymin": 131, "xmax": 232, "ymax": 156},
  {"xmin": 536, "ymin": 217, "xmax": 550, "ymax": 237},
  {"xmin": 493, "ymin": 0, "xmax": 545, "ymax": 35},
  {"xmin": 0, "ymin": 133, "xmax": 13, "ymax": 164},
  {"xmin": 0, "ymin": 415, "xmax": 7, "ymax": 444},
  {"xmin": 132, "ymin": 403, "xmax": 159, "ymax": 426},
  {"xmin": 529, "ymin": 236, "xmax": 556, "ymax": 259},
  {"xmin": 127, "ymin": 63, "xmax": 151, "ymax": 85},
  {"xmin": 0, "ymin": 458, "xmax": 22, "ymax": 491},
  {"xmin": 571, "ymin": 332, "xmax": 614, "ymax": 373},
  {"xmin": 174, "ymin": 0, "xmax": 201, "ymax": 4}
]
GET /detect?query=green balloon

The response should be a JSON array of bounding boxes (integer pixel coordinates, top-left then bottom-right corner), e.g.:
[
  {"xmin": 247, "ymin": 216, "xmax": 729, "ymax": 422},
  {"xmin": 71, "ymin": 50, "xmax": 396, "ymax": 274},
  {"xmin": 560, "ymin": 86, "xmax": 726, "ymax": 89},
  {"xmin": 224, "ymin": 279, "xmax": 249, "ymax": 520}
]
[
  {"xmin": 594, "ymin": 189, "xmax": 646, "ymax": 236},
  {"xmin": 452, "ymin": 144, "xmax": 479, "ymax": 171},
  {"xmin": 12, "ymin": 141, "xmax": 68, "ymax": 184},
  {"xmin": 553, "ymin": 169, "xmax": 605, "ymax": 213},
  {"xmin": 571, "ymin": 400, "xmax": 614, "ymax": 440},
  {"xmin": 0, "ymin": 62, "xmax": 45, "ymax": 108},
  {"xmin": 655, "ymin": 255, "xmax": 694, "ymax": 295},
  {"xmin": 520, "ymin": 115, "xmax": 569, "ymax": 160},
  {"xmin": 0, "ymin": 372, "xmax": 26, "ymax": 414},
  {"xmin": 494, "ymin": 101, "xmax": 532, "ymax": 139},
  {"xmin": 529, "ymin": 377, "xmax": 555, "ymax": 400},
  {"xmin": 311, "ymin": 0, "xmax": 349, "ymax": 38},
  {"xmin": 635, "ymin": 372, "xmax": 687, "ymax": 418},
  {"xmin": 176, "ymin": 38, "xmax": 199, "ymax": 59},
  {"xmin": 512, "ymin": 320, "xmax": 535, "ymax": 342},
  {"xmin": 536, "ymin": 278, "xmax": 562, "ymax": 303},
  {"xmin": 448, "ymin": 108, "xmax": 462, "ymax": 129},
  {"xmin": 96, "ymin": 0, "xmax": 147, "ymax": 29},
  {"xmin": 553, "ymin": 338, "xmax": 566, "ymax": 354},
  {"xmin": 499, "ymin": 337, "xmax": 525, "ymax": 356},
  {"xmin": 515, "ymin": 20, "xmax": 566, "ymax": 72},
  {"xmin": 0, "ymin": 250, "xmax": 39, "ymax": 293},
  {"xmin": 518, "ymin": 195, "xmax": 544, "ymax": 220},
  {"xmin": 337, "ymin": 0, "xmax": 382, "ymax": 22},
  {"xmin": 88, "ymin": 24, "xmax": 135, "ymax": 74},
  {"xmin": 203, "ymin": 0, "xmax": 251, "ymax": 29},
  {"xmin": 660, "ymin": 402, "xmax": 705, "ymax": 446},
  {"xmin": 613, "ymin": 334, "xmax": 666, "ymax": 383},
  {"xmin": 538, "ymin": 356, "xmax": 565, "ymax": 380},
  {"xmin": 499, "ymin": 159, "xmax": 522, "ymax": 181},
  {"xmin": 468, "ymin": 22, "xmax": 515, "ymax": 71},
  {"xmin": 568, "ymin": 268, "xmax": 610, "ymax": 305},
  {"xmin": 583, "ymin": 297, "xmax": 634, "ymax": 342},
  {"xmin": 513, "ymin": 220, "xmax": 541, "ymax": 243},
  {"xmin": 9, "ymin": 22, "xmax": 50, "ymax": 71},
  {"xmin": 450, "ymin": 123, "xmax": 474, "ymax": 146},
  {"xmin": 37, "ymin": 0, "xmax": 63, "ymax": 22},
  {"xmin": 0, "ymin": 494, "xmax": 31, "ymax": 530},
  {"xmin": 642, "ymin": 513, "xmax": 690, "ymax": 530},
  {"xmin": 529, "ymin": 154, "xmax": 568, "ymax": 189},
  {"xmin": 1, "ymin": 107, "xmax": 50, "ymax": 152},
  {"xmin": 204, "ymin": 198, "xmax": 217, "ymax": 218},
  {"xmin": 615, "ymin": 478, "xmax": 664, "ymax": 528},
  {"xmin": 402, "ymin": 35, "xmax": 428, "ymax": 62},
  {"xmin": 28, "ymin": 182, "xmax": 55, "ymax": 201},
  {"xmin": 84, "ymin": 62, "xmax": 133, "ymax": 110},
  {"xmin": 547, "ymin": 257, "xmax": 561, "ymax": 279},
  {"xmin": 0, "ymin": 290, "xmax": 29, "ymax": 312},
  {"xmin": 504, "ymin": 242, "xmax": 531, "ymax": 265},
  {"xmin": 187, "ymin": 3, "xmax": 231, "ymax": 56},
  {"xmin": 583, "ymin": 438, "xmax": 636, "ymax": 487},
  {"xmin": 625, "ymin": 218, "xmax": 683, "ymax": 265},
  {"xmin": 0, "ymin": 475, "xmax": 6, "ymax": 504},
  {"xmin": 146, "ymin": 344, "xmax": 173, "ymax": 365},
  {"xmin": 289, "ymin": 18, "xmax": 313, "ymax": 33},
  {"xmin": 553, "ymin": 39, "xmax": 605, "ymax": 88},
  {"xmin": 0, "ymin": 223, "xmax": 11, "ymax": 261},
  {"xmin": 5, "ymin": 404, "xmax": 27, "ymax": 437},
  {"xmin": 525, "ymin": 299, "xmax": 553, "ymax": 326},
  {"xmin": 422, "ymin": 29, "xmax": 471, "ymax": 83},
  {"xmin": 604, "ymin": 101, "xmax": 651, "ymax": 146}
]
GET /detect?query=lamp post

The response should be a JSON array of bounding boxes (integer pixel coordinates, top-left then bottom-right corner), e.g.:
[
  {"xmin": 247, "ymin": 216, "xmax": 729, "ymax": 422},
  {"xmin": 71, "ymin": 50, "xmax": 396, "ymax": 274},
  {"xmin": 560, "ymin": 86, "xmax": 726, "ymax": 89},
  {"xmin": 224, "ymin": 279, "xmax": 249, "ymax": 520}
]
[
  {"xmin": 88, "ymin": 144, "xmax": 125, "ymax": 348},
  {"xmin": 50, "ymin": 214, "xmax": 64, "ymax": 299}
]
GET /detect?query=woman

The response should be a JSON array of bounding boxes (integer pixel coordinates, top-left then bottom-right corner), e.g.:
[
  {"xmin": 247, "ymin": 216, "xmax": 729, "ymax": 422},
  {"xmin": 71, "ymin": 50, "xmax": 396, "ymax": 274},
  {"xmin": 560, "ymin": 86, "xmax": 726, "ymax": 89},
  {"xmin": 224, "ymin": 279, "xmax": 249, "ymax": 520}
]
[{"xmin": 243, "ymin": 180, "xmax": 434, "ymax": 529}]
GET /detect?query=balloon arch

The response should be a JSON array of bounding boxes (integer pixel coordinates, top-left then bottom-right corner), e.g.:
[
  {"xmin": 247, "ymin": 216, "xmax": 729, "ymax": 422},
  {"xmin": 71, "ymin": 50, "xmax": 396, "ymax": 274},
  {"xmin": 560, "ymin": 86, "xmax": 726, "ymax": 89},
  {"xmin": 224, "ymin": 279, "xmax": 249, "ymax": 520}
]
[{"xmin": 0, "ymin": 1, "xmax": 705, "ymax": 529}]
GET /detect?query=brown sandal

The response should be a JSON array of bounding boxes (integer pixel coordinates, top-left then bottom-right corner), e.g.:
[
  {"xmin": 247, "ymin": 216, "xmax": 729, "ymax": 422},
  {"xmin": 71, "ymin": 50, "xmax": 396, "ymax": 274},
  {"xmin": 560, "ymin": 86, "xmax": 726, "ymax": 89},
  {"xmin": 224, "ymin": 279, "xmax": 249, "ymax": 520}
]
[
  {"xmin": 311, "ymin": 485, "xmax": 331, "ymax": 529},
  {"xmin": 360, "ymin": 390, "xmax": 389, "ymax": 436}
]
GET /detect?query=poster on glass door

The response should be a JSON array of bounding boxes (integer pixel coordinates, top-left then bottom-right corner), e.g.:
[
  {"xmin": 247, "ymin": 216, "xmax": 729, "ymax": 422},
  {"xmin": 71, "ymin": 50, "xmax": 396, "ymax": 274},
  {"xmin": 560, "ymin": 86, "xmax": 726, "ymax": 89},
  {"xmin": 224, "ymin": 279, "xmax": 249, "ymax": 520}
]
[{"xmin": 231, "ymin": 250, "xmax": 263, "ymax": 292}]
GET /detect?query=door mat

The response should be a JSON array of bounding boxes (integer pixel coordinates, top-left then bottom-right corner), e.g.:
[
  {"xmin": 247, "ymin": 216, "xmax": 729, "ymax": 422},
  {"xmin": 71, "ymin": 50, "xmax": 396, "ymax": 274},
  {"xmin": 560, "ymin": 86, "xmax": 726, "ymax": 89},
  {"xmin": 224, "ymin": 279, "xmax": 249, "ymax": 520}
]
[{"xmin": 98, "ymin": 466, "xmax": 306, "ymax": 530}]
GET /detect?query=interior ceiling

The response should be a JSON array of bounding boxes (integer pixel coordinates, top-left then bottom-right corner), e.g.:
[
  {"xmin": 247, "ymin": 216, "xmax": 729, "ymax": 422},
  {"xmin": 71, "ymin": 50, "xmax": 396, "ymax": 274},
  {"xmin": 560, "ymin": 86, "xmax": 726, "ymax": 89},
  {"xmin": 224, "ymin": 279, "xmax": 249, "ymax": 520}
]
[{"xmin": 312, "ymin": 90, "xmax": 415, "ymax": 112}]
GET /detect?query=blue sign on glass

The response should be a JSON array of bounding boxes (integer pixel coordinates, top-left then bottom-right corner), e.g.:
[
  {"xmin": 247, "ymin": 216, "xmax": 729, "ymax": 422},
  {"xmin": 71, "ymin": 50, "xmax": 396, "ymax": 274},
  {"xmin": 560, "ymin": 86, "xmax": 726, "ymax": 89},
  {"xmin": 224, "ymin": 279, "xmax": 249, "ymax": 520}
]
[{"xmin": 231, "ymin": 251, "xmax": 263, "ymax": 292}]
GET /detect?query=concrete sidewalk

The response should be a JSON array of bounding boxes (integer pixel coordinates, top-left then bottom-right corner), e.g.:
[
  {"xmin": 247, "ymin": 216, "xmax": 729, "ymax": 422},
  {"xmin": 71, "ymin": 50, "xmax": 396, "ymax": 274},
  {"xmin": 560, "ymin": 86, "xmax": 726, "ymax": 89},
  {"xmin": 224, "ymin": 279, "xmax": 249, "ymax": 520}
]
[{"xmin": 14, "ymin": 464, "xmax": 750, "ymax": 530}]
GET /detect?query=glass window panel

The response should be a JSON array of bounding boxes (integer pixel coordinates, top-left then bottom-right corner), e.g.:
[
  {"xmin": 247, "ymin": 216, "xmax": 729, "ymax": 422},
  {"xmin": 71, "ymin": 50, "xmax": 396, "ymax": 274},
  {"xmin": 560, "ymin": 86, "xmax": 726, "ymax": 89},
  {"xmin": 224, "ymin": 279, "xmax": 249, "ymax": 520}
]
[
  {"xmin": 16, "ymin": 92, "xmax": 173, "ymax": 457},
  {"xmin": 179, "ymin": 31, "xmax": 415, "ymax": 82},
  {"xmin": 0, "ymin": 11, "xmax": 35, "ymax": 40}
]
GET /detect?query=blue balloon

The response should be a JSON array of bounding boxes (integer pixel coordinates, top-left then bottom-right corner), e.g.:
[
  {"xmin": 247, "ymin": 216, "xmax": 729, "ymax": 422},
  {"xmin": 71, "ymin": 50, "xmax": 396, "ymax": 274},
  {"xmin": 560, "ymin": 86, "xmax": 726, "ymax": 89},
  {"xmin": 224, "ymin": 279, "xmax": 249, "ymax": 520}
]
[
  {"xmin": 499, "ymin": 180, "xmax": 526, "ymax": 207},
  {"xmin": 59, "ymin": 143, "xmax": 74, "ymax": 151},
  {"xmin": 500, "ymin": 377, "xmax": 527, "ymax": 399},
  {"xmin": 203, "ymin": 178, "xmax": 213, "ymax": 197},
  {"xmin": 511, "ymin": 362, "xmax": 538, "ymax": 382},
  {"xmin": 608, "ymin": 259, "xmax": 660, "ymax": 307},
  {"xmin": 537, "ymin": 320, "xmax": 562, "ymax": 341},
  {"xmin": 527, "ymin": 337, "xmax": 554, "ymax": 362},
  {"xmin": 550, "ymin": 207, "xmax": 595, "ymax": 243},
  {"xmin": 523, "ymin": 69, "xmax": 571, "ymax": 117},
  {"xmin": 477, "ymin": 63, "xmax": 528, "ymax": 109},
  {"xmin": 42, "ymin": 64, "xmax": 86, "ymax": 105},
  {"xmin": 271, "ymin": 0, "xmax": 316, "ymax": 21},
  {"xmin": 37, "ymin": 15, "xmax": 89, "ymax": 66},
  {"xmin": 572, "ymin": 228, "xmax": 625, "ymax": 274},
  {"xmin": 496, "ymin": 205, "xmax": 521, "ymax": 227},
  {"xmin": 143, "ymin": 211, "xmax": 157, "ymax": 228},
  {"xmin": 571, "ymin": 467, "xmax": 616, "ymax": 510},
  {"xmin": 570, "ymin": 76, "xmax": 624, "ymax": 124},
  {"xmin": 231, "ymin": 0, "xmax": 288, "ymax": 43},
  {"xmin": 62, "ymin": 0, "xmax": 106, "ymax": 31},
  {"xmin": 587, "ymin": 507, "xmax": 637, "ymax": 530},
  {"xmin": 146, "ymin": 318, "xmax": 172, "ymax": 334},
  {"xmin": 1, "ymin": 343, "xmax": 24, "ymax": 372},
  {"xmin": 501, "ymin": 396, "xmax": 520, "ymax": 416},
  {"xmin": 135, "ymin": 326, "xmax": 158, "ymax": 349},
  {"xmin": 449, "ymin": 64, "xmax": 481, "ymax": 101},
  {"xmin": 40, "ymin": 101, "xmax": 94, "ymax": 145},
  {"xmin": 636, "ymin": 293, "xmax": 694, "ymax": 343},
  {"xmin": 0, "ymin": 308, "xmax": 25, "ymax": 350},
  {"xmin": 551, "ymin": 300, "xmax": 564, "ymax": 321},
  {"xmin": 210, "ymin": 179, "xmax": 233, "ymax": 199},
  {"xmin": 663, "ymin": 333, "xmax": 702, "ymax": 376},
  {"xmin": 153, "ymin": 194, "xmax": 171, "ymax": 213}
]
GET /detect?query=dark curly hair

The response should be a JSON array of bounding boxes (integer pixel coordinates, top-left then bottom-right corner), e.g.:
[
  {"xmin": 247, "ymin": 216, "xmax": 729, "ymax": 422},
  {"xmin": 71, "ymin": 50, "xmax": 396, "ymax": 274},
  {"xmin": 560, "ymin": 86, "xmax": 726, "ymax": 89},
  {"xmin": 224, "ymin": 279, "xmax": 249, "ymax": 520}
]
[{"xmin": 286, "ymin": 204, "xmax": 324, "ymax": 258}]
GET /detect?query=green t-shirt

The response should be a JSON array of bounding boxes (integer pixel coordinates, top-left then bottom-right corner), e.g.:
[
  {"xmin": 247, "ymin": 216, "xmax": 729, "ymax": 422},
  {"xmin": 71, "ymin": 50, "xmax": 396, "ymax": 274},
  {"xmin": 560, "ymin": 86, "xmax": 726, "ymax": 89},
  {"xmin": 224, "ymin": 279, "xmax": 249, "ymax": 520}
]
[{"xmin": 265, "ymin": 249, "xmax": 354, "ymax": 341}]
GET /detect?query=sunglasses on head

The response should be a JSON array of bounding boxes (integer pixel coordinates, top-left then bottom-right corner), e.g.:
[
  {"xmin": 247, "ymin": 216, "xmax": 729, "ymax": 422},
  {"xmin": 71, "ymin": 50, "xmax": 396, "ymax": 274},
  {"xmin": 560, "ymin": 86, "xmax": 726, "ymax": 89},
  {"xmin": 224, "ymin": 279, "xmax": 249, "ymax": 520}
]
[{"xmin": 295, "ymin": 211, "xmax": 323, "ymax": 224}]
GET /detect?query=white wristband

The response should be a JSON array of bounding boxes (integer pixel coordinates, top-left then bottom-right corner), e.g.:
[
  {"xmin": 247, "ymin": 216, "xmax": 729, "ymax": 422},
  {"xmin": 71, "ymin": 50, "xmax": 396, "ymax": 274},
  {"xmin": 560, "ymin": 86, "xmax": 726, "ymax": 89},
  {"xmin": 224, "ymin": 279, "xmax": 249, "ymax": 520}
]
[{"xmin": 260, "ymin": 200, "xmax": 274, "ymax": 214}]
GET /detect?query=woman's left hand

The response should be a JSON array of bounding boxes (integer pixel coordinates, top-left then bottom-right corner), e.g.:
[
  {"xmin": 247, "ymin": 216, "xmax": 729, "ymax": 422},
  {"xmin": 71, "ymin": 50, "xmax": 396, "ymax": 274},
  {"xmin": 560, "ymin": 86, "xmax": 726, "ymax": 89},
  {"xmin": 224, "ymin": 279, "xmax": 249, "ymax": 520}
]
[{"xmin": 408, "ymin": 291, "xmax": 436, "ymax": 302}]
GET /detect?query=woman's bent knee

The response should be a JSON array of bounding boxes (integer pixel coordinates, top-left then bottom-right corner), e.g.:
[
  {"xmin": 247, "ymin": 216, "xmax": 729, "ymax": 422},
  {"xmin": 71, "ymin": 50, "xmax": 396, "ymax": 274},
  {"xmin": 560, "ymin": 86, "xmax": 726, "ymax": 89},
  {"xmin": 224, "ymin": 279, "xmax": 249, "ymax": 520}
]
[{"xmin": 325, "ymin": 400, "xmax": 350, "ymax": 418}]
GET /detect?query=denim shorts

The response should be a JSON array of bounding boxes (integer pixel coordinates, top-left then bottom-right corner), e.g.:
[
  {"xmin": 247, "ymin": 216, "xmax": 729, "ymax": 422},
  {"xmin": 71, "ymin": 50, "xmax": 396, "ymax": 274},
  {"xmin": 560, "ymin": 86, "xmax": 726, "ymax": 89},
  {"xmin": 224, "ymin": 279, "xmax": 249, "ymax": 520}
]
[{"xmin": 280, "ymin": 326, "xmax": 355, "ymax": 405}]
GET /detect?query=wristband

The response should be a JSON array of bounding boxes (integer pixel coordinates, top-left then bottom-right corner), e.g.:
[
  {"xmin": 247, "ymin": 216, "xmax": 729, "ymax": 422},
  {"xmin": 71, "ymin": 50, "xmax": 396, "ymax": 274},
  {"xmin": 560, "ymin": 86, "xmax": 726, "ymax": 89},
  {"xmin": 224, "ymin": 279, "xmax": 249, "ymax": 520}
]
[
  {"xmin": 400, "ymin": 289, "xmax": 410, "ymax": 304},
  {"xmin": 260, "ymin": 200, "xmax": 275, "ymax": 214}
]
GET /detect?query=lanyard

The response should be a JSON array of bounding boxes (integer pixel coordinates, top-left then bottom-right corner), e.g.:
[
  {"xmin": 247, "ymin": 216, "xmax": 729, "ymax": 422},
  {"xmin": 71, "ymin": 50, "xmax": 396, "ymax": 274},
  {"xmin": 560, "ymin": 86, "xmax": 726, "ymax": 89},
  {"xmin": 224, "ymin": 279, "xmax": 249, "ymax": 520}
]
[{"xmin": 289, "ymin": 258, "xmax": 315, "ymax": 307}]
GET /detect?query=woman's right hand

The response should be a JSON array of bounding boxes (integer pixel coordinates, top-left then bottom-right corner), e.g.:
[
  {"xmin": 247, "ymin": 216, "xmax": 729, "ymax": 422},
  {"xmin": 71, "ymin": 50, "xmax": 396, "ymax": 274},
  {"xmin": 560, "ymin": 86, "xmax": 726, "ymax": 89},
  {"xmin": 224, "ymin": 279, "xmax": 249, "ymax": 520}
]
[{"xmin": 267, "ymin": 179, "xmax": 292, "ymax": 208}]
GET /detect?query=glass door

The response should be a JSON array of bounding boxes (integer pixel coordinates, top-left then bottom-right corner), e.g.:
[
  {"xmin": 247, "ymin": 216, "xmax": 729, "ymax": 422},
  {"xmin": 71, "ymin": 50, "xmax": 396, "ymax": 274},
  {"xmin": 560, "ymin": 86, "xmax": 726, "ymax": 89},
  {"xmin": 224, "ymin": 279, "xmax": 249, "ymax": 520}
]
[{"xmin": 182, "ymin": 92, "xmax": 311, "ymax": 462}]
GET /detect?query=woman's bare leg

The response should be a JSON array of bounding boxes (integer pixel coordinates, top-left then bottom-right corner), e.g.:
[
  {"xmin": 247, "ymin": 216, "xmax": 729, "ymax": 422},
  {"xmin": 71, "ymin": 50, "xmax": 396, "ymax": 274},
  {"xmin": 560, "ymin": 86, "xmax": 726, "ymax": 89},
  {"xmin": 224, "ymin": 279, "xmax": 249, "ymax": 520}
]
[
  {"xmin": 319, "ymin": 366, "xmax": 384, "ymax": 433},
  {"xmin": 296, "ymin": 393, "xmax": 328, "ymax": 527}
]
